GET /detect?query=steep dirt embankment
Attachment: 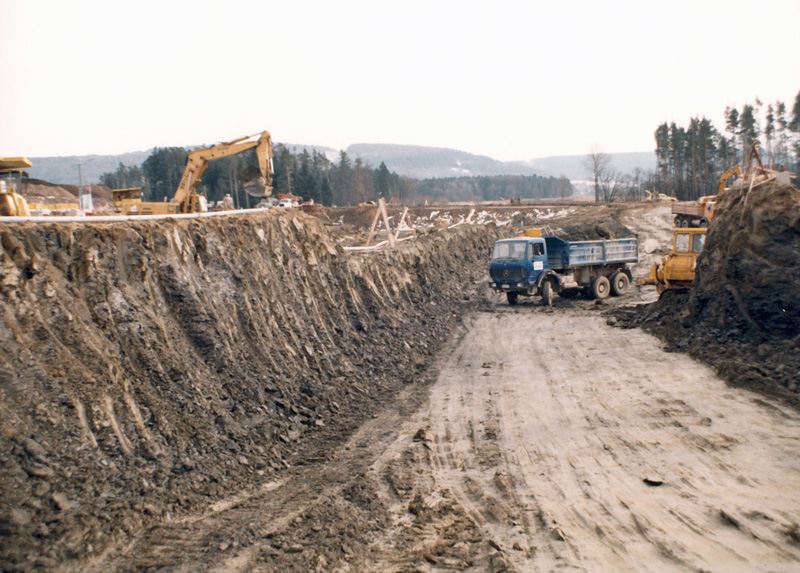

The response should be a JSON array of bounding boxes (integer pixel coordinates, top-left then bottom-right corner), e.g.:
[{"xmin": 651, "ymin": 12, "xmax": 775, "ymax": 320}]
[
  {"xmin": 615, "ymin": 179, "xmax": 800, "ymax": 402},
  {"xmin": 0, "ymin": 210, "xmax": 502, "ymax": 569}
]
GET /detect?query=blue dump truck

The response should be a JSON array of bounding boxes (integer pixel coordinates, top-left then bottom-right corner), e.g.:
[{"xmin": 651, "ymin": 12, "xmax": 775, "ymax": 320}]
[{"xmin": 489, "ymin": 229, "xmax": 639, "ymax": 305}]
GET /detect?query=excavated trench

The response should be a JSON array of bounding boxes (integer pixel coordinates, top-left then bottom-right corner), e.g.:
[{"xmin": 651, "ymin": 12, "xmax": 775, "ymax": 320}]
[
  {"xmin": 0, "ymin": 209, "xmax": 504, "ymax": 569},
  {"xmin": 3, "ymin": 192, "xmax": 798, "ymax": 571}
]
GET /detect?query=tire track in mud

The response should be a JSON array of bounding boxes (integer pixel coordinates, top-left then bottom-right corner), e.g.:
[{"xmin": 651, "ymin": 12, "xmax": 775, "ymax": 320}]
[
  {"xmin": 68, "ymin": 394, "xmax": 418, "ymax": 572},
  {"xmin": 427, "ymin": 308, "xmax": 800, "ymax": 571},
  {"xmin": 68, "ymin": 354, "xmax": 489, "ymax": 573}
]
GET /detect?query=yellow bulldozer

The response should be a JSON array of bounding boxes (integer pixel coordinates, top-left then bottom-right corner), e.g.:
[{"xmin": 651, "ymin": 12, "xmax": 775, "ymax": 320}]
[
  {"xmin": 0, "ymin": 157, "xmax": 33, "ymax": 217},
  {"xmin": 124, "ymin": 130, "xmax": 275, "ymax": 215},
  {"xmin": 639, "ymin": 227, "xmax": 707, "ymax": 296}
]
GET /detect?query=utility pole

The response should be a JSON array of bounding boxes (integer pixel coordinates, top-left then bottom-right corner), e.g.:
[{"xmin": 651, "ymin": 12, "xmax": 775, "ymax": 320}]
[{"xmin": 76, "ymin": 164, "xmax": 84, "ymax": 210}]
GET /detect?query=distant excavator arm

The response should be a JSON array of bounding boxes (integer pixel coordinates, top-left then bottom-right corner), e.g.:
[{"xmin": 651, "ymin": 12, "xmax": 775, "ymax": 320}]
[
  {"xmin": 718, "ymin": 164, "xmax": 742, "ymax": 195},
  {"xmin": 173, "ymin": 131, "xmax": 274, "ymax": 213}
]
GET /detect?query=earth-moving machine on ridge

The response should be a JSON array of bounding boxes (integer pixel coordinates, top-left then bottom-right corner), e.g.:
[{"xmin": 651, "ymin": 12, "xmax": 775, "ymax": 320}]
[
  {"xmin": 671, "ymin": 165, "xmax": 743, "ymax": 228},
  {"xmin": 124, "ymin": 131, "xmax": 275, "ymax": 215},
  {"xmin": 671, "ymin": 146, "xmax": 773, "ymax": 228},
  {"xmin": 0, "ymin": 157, "xmax": 33, "ymax": 217}
]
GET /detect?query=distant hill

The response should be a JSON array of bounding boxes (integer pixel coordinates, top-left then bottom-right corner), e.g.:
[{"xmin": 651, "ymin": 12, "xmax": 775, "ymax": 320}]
[
  {"xmin": 27, "ymin": 144, "xmax": 657, "ymax": 184},
  {"xmin": 346, "ymin": 143, "xmax": 540, "ymax": 179},
  {"xmin": 29, "ymin": 151, "xmax": 152, "ymax": 185},
  {"xmin": 527, "ymin": 152, "xmax": 657, "ymax": 180}
]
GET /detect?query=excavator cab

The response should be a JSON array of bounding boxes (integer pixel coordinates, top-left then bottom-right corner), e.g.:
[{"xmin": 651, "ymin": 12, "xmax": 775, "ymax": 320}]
[{"xmin": 0, "ymin": 157, "xmax": 33, "ymax": 217}]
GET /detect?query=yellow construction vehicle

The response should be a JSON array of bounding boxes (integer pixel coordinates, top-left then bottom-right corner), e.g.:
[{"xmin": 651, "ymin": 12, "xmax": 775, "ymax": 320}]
[
  {"xmin": 639, "ymin": 227, "xmax": 707, "ymax": 296},
  {"xmin": 671, "ymin": 165, "xmax": 742, "ymax": 228},
  {"xmin": 0, "ymin": 157, "xmax": 33, "ymax": 217},
  {"xmin": 112, "ymin": 187, "xmax": 143, "ymax": 212},
  {"xmin": 125, "ymin": 131, "xmax": 274, "ymax": 215},
  {"xmin": 717, "ymin": 164, "xmax": 742, "ymax": 195}
]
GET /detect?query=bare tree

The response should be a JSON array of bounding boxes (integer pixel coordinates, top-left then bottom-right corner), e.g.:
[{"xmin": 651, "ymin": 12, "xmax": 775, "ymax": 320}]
[
  {"xmin": 558, "ymin": 175, "xmax": 571, "ymax": 202},
  {"xmin": 583, "ymin": 147, "xmax": 612, "ymax": 202}
]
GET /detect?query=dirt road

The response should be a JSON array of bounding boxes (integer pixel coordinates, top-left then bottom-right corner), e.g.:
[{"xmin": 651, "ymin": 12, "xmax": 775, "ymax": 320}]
[
  {"xmin": 429, "ymin": 307, "xmax": 800, "ymax": 571},
  {"xmin": 73, "ymin": 301, "xmax": 800, "ymax": 572}
]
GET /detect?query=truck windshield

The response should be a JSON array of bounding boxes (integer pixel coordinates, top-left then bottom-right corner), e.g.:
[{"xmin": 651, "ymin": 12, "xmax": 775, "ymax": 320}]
[{"xmin": 492, "ymin": 241, "xmax": 527, "ymax": 261}]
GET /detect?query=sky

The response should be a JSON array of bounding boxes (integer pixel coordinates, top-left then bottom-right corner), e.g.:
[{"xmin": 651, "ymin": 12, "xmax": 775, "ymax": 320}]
[{"xmin": 2, "ymin": 0, "xmax": 799, "ymax": 162}]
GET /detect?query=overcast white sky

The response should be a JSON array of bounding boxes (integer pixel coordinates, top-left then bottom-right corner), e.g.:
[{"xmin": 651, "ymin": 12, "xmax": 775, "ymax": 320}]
[{"xmin": 2, "ymin": 0, "xmax": 799, "ymax": 161}]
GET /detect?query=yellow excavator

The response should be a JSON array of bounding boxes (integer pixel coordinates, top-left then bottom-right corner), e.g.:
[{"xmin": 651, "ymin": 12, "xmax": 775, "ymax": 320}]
[
  {"xmin": 0, "ymin": 157, "xmax": 33, "ymax": 217},
  {"xmin": 639, "ymin": 227, "xmax": 707, "ymax": 296},
  {"xmin": 125, "ymin": 130, "xmax": 274, "ymax": 215}
]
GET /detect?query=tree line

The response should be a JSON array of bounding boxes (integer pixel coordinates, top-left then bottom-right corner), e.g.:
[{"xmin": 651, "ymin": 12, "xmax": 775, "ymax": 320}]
[
  {"xmin": 100, "ymin": 143, "xmax": 573, "ymax": 207},
  {"xmin": 652, "ymin": 91, "xmax": 800, "ymax": 201},
  {"xmin": 99, "ymin": 144, "xmax": 465, "ymax": 207},
  {"xmin": 415, "ymin": 174, "xmax": 572, "ymax": 202}
]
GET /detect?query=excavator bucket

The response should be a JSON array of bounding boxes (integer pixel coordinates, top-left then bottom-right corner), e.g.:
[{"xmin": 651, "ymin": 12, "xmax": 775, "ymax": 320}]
[
  {"xmin": 239, "ymin": 166, "xmax": 273, "ymax": 197},
  {"xmin": 242, "ymin": 176, "xmax": 272, "ymax": 197}
]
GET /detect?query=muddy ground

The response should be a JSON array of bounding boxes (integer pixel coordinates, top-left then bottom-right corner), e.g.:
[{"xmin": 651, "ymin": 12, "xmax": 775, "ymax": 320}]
[{"xmin": 1, "ymin": 197, "xmax": 799, "ymax": 571}]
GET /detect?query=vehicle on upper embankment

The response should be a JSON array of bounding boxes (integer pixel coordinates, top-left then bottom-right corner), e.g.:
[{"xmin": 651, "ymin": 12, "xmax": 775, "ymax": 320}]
[
  {"xmin": 672, "ymin": 198, "xmax": 715, "ymax": 228},
  {"xmin": 489, "ymin": 229, "xmax": 639, "ymax": 305},
  {"xmin": 671, "ymin": 164, "xmax": 744, "ymax": 228}
]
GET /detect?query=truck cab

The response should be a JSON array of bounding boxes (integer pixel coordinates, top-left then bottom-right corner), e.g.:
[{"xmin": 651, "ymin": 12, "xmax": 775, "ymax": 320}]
[{"xmin": 489, "ymin": 236, "xmax": 549, "ymax": 305}]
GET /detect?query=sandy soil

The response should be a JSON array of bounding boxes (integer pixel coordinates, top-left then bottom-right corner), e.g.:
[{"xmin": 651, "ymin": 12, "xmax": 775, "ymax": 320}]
[{"xmin": 428, "ymin": 307, "xmax": 800, "ymax": 571}]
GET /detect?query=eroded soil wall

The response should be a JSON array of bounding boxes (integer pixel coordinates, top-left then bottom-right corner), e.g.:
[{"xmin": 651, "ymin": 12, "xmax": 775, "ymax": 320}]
[{"xmin": 0, "ymin": 210, "xmax": 502, "ymax": 568}]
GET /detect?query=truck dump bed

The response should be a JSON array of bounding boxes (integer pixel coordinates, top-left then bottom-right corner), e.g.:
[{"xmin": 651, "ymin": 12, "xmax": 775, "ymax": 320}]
[
  {"xmin": 545, "ymin": 237, "xmax": 638, "ymax": 270},
  {"xmin": 672, "ymin": 202, "xmax": 705, "ymax": 217}
]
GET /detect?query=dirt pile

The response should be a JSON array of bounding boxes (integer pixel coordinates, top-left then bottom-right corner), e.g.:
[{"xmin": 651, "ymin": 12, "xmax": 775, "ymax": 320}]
[
  {"xmin": 694, "ymin": 178, "xmax": 800, "ymax": 338},
  {"xmin": 0, "ymin": 210, "xmax": 502, "ymax": 569},
  {"xmin": 614, "ymin": 178, "xmax": 800, "ymax": 402},
  {"xmin": 24, "ymin": 179, "xmax": 113, "ymax": 208}
]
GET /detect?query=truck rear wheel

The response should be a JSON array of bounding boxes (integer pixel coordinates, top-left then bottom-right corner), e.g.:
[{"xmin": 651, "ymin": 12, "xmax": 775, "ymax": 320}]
[
  {"xmin": 610, "ymin": 272, "xmax": 629, "ymax": 296},
  {"xmin": 541, "ymin": 280, "xmax": 553, "ymax": 306},
  {"xmin": 506, "ymin": 292, "xmax": 519, "ymax": 305},
  {"xmin": 590, "ymin": 276, "xmax": 610, "ymax": 299}
]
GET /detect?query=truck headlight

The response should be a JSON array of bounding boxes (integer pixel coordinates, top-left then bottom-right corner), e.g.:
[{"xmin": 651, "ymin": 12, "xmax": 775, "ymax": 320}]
[{"xmin": 517, "ymin": 282, "xmax": 524, "ymax": 288}]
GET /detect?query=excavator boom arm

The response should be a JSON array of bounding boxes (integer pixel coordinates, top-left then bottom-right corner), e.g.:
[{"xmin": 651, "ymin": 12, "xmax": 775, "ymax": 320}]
[
  {"xmin": 173, "ymin": 131, "xmax": 274, "ymax": 212},
  {"xmin": 718, "ymin": 164, "xmax": 742, "ymax": 195}
]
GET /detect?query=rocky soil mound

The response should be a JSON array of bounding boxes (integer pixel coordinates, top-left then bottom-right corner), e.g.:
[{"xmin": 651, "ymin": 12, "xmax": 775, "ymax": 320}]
[
  {"xmin": 0, "ymin": 210, "xmax": 503, "ymax": 569},
  {"xmin": 24, "ymin": 179, "xmax": 113, "ymax": 209},
  {"xmin": 614, "ymin": 178, "xmax": 800, "ymax": 404}
]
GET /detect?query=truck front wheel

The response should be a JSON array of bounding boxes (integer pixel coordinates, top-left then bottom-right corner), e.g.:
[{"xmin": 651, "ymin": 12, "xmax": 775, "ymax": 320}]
[
  {"xmin": 506, "ymin": 292, "xmax": 519, "ymax": 305},
  {"xmin": 541, "ymin": 280, "xmax": 553, "ymax": 306},
  {"xmin": 610, "ymin": 272, "xmax": 629, "ymax": 296},
  {"xmin": 591, "ymin": 276, "xmax": 610, "ymax": 299}
]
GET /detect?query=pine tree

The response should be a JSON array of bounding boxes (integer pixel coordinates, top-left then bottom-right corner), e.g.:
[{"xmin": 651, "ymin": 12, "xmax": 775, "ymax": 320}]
[
  {"xmin": 775, "ymin": 101, "xmax": 789, "ymax": 169},
  {"xmin": 765, "ymin": 104, "xmax": 776, "ymax": 166},
  {"xmin": 790, "ymin": 91, "xmax": 800, "ymax": 172},
  {"xmin": 725, "ymin": 107, "xmax": 740, "ymax": 163},
  {"xmin": 739, "ymin": 104, "xmax": 759, "ymax": 155},
  {"xmin": 654, "ymin": 123, "xmax": 670, "ymax": 193},
  {"xmin": 374, "ymin": 162, "xmax": 392, "ymax": 199}
]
